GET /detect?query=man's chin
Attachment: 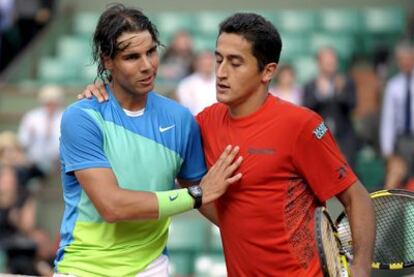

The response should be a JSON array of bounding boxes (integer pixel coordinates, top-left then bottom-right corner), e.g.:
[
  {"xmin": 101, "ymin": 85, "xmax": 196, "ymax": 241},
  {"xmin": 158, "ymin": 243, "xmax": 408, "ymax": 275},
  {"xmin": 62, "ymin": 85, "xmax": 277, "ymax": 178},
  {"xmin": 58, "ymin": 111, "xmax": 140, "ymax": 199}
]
[
  {"xmin": 216, "ymin": 94, "xmax": 232, "ymax": 105},
  {"xmin": 136, "ymin": 84, "xmax": 154, "ymax": 94}
]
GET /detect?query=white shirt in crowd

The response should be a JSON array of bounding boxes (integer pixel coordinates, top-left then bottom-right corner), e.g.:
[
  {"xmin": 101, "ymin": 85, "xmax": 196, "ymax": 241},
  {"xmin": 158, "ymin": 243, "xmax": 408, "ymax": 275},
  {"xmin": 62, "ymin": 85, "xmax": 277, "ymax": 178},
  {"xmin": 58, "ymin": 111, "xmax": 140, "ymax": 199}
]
[
  {"xmin": 18, "ymin": 106, "xmax": 63, "ymax": 172},
  {"xmin": 380, "ymin": 69, "xmax": 414, "ymax": 157},
  {"xmin": 176, "ymin": 73, "xmax": 216, "ymax": 115}
]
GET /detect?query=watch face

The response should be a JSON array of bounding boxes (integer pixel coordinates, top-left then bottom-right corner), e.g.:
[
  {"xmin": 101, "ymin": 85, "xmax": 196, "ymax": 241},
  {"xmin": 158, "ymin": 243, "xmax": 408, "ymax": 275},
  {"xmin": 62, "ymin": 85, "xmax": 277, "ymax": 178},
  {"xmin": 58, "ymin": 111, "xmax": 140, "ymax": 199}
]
[{"xmin": 190, "ymin": 185, "xmax": 202, "ymax": 197}]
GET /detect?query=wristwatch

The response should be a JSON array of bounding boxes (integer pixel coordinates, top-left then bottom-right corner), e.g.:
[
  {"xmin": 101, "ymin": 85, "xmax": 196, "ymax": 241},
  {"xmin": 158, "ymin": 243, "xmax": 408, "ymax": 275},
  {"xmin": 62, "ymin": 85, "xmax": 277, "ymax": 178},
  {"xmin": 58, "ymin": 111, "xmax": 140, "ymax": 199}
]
[{"xmin": 187, "ymin": 185, "xmax": 203, "ymax": 209}]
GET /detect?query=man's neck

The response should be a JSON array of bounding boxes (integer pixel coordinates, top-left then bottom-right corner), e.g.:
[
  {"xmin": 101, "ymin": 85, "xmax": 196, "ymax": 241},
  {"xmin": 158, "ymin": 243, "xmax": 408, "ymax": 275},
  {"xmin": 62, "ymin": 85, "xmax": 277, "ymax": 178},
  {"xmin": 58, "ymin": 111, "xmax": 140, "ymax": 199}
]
[
  {"xmin": 228, "ymin": 87, "xmax": 268, "ymax": 118},
  {"xmin": 111, "ymin": 83, "xmax": 148, "ymax": 111}
]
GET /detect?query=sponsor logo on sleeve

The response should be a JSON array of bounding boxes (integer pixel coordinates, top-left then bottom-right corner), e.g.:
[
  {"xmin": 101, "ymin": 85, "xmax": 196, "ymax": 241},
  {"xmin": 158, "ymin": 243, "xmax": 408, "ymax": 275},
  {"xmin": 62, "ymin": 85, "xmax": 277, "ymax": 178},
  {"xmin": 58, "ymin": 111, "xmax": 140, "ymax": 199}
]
[
  {"xmin": 336, "ymin": 164, "xmax": 348, "ymax": 180},
  {"xmin": 313, "ymin": 122, "xmax": 328, "ymax": 140}
]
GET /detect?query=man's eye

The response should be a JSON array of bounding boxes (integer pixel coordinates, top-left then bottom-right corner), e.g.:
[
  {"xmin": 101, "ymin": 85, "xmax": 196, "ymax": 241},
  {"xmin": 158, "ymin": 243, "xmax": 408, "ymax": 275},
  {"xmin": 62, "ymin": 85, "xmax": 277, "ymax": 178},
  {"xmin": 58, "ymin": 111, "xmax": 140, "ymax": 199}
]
[
  {"xmin": 125, "ymin": 55, "xmax": 138, "ymax": 60},
  {"xmin": 147, "ymin": 48, "xmax": 156, "ymax": 56}
]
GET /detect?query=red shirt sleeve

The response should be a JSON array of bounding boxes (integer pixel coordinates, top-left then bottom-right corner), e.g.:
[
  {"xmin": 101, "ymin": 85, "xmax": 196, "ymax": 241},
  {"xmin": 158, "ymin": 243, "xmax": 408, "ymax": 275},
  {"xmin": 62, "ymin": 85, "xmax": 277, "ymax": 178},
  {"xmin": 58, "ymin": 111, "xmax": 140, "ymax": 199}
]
[{"xmin": 292, "ymin": 113, "xmax": 358, "ymax": 202}]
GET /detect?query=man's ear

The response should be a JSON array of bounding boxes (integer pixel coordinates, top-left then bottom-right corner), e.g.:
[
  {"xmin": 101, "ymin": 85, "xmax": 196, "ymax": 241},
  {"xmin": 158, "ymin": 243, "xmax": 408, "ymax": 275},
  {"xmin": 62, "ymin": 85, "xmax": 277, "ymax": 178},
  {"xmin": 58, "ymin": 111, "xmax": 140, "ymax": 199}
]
[
  {"xmin": 103, "ymin": 56, "xmax": 113, "ymax": 71},
  {"xmin": 262, "ymin": 63, "xmax": 278, "ymax": 83}
]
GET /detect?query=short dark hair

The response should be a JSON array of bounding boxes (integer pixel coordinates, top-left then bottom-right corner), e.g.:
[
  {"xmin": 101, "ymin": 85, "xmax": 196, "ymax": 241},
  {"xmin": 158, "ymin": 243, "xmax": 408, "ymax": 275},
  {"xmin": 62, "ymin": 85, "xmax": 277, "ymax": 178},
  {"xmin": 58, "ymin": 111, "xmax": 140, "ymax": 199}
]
[
  {"xmin": 218, "ymin": 13, "xmax": 282, "ymax": 71},
  {"xmin": 92, "ymin": 4, "xmax": 160, "ymax": 82}
]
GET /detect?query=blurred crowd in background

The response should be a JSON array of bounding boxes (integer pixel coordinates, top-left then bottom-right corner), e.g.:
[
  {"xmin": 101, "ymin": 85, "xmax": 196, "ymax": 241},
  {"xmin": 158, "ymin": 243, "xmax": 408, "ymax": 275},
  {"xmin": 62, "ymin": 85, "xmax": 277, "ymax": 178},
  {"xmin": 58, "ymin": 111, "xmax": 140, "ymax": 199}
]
[
  {"xmin": 0, "ymin": 0, "xmax": 413, "ymax": 275},
  {"xmin": 0, "ymin": 0, "xmax": 56, "ymax": 71}
]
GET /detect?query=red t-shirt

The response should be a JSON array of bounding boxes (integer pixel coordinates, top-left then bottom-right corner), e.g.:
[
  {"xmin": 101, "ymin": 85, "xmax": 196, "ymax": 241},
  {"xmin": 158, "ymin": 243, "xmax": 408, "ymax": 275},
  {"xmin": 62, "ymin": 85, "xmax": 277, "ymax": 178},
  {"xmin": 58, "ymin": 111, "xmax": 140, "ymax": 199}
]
[{"xmin": 196, "ymin": 95, "xmax": 357, "ymax": 277}]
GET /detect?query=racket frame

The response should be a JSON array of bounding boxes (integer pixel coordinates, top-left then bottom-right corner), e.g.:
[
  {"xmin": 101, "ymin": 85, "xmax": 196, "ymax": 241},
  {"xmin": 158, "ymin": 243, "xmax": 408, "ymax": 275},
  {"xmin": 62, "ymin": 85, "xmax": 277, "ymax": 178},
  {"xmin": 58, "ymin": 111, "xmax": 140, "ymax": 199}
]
[
  {"xmin": 336, "ymin": 189, "xmax": 414, "ymax": 270},
  {"xmin": 315, "ymin": 206, "xmax": 350, "ymax": 277}
]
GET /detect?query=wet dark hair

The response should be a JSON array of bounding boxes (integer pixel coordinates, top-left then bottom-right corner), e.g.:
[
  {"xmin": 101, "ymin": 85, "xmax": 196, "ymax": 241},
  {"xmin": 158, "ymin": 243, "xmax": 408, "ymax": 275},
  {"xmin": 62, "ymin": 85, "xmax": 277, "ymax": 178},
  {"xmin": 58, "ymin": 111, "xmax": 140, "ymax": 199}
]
[
  {"xmin": 218, "ymin": 13, "xmax": 282, "ymax": 71},
  {"xmin": 92, "ymin": 4, "xmax": 160, "ymax": 82}
]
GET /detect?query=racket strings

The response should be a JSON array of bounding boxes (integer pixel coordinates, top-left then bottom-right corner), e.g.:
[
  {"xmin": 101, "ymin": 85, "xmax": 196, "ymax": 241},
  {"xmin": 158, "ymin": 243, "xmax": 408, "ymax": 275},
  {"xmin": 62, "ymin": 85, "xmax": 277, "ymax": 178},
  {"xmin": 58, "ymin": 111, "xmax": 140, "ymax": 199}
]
[
  {"xmin": 374, "ymin": 196, "xmax": 414, "ymax": 263},
  {"xmin": 337, "ymin": 217, "xmax": 352, "ymax": 257},
  {"xmin": 336, "ymin": 193, "xmax": 414, "ymax": 267}
]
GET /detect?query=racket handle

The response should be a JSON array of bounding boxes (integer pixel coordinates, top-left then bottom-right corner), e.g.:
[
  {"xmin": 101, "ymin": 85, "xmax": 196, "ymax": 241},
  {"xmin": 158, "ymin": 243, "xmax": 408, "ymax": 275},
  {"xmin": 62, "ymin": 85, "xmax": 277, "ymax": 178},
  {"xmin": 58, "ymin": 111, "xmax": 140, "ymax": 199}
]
[{"xmin": 340, "ymin": 255, "xmax": 351, "ymax": 277}]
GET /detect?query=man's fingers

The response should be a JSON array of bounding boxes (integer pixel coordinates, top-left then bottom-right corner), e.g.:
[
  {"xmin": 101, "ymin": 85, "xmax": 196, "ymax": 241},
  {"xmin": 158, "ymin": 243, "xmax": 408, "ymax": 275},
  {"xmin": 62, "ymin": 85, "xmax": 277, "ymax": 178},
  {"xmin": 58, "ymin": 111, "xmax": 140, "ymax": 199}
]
[
  {"xmin": 226, "ymin": 172, "xmax": 242, "ymax": 184},
  {"xmin": 86, "ymin": 85, "xmax": 96, "ymax": 97},
  {"xmin": 98, "ymin": 86, "xmax": 109, "ymax": 101},
  {"xmin": 226, "ymin": 156, "xmax": 243, "ymax": 175},
  {"xmin": 87, "ymin": 87, "xmax": 103, "ymax": 102},
  {"xmin": 77, "ymin": 83, "xmax": 109, "ymax": 102},
  {"xmin": 77, "ymin": 90, "xmax": 92, "ymax": 100},
  {"xmin": 217, "ymin": 145, "xmax": 233, "ymax": 164},
  {"xmin": 224, "ymin": 146, "xmax": 240, "ymax": 166},
  {"xmin": 217, "ymin": 145, "xmax": 239, "ymax": 169}
]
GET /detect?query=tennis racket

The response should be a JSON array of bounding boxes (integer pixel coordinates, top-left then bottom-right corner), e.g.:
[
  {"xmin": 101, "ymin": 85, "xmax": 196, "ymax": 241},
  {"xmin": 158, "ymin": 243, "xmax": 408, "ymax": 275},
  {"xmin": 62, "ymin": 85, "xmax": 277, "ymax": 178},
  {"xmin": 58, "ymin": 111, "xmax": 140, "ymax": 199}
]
[
  {"xmin": 336, "ymin": 189, "xmax": 414, "ymax": 270},
  {"xmin": 315, "ymin": 206, "xmax": 351, "ymax": 277}
]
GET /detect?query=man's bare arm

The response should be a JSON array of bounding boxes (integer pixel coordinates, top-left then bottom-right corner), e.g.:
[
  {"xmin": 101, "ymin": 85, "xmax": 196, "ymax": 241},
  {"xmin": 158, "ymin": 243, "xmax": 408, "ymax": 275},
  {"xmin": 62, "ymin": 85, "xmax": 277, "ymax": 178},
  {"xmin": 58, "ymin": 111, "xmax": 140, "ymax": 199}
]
[
  {"xmin": 75, "ymin": 145, "xmax": 242, "ymax": 222},
  {"xmin": 336, "ymin": 180, "xmax": 375, "ymax": 277}
]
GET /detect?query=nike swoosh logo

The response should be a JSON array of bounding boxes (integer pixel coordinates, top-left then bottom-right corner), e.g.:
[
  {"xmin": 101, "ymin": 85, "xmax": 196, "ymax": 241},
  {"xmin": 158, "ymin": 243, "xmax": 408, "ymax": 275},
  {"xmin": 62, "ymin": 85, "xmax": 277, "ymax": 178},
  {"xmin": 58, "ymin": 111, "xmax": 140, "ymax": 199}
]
[
  {"xmin": 159, "ymin": 125, "xmax": 175, "ymax": 132},
  {"xmin": 169, "ymin": 193, "xmax": 179, "ymax": 201}
]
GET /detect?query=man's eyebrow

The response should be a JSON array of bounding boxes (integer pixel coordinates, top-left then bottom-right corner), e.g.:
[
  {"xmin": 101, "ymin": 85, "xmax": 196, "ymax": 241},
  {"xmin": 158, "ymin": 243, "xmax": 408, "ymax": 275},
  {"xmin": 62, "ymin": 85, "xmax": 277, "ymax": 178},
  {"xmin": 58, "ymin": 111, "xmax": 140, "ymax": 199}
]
[
  {"xmin": 120, "ymin": 51, "xmax": 140, "ymax": 57},
  {"xmin": 227, "ymin": 54, "xmax": 244, "ymax": 61},
  {"xmin": 214, "ymin": 51, "xmax": 243, "ymax": 61},
  {"xmin": 120, "ymin": 43, "xmax": 157, "ymax": 56}
]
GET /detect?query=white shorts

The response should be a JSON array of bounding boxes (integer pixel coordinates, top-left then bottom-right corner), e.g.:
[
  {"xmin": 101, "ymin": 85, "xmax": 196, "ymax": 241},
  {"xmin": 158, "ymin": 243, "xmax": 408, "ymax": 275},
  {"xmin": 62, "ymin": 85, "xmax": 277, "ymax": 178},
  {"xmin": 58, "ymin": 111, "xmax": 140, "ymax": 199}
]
[
  {"xmin": 53, "ymin": 254, "xmax": 170, "ymax": 277},
  {"xmin": 136, "ymin": 254, "xmax": 169, "ymax": 277}
]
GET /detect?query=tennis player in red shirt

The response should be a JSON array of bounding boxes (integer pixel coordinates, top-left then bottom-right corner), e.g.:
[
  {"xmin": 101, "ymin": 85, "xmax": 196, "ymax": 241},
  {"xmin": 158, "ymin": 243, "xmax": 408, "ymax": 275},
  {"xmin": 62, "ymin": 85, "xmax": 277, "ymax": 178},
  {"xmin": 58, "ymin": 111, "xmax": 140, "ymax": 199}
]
[
  {"xmin": 195, "ymin": 13, "xmax": 375, "ymax": 277},
  {"xmin": 81, "ymin": 12, "xmax": 375, "ymax": 277}
]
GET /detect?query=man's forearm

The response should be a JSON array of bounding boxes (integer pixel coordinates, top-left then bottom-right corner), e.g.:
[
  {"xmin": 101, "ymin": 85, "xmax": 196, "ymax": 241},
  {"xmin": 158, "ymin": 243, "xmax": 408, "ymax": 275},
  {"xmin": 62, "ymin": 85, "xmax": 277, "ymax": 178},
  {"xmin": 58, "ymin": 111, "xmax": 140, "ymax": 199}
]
[
  {"xmin": 198, "ymin": 203, "xmax": 219, "ymax": 226},
  {"xmin": 338, "ymin": 181, "xmax": 375, "ymax": 276},
  {"xmin": 347, "ymin": 194, "xmax": 375, "ymax": 269}
]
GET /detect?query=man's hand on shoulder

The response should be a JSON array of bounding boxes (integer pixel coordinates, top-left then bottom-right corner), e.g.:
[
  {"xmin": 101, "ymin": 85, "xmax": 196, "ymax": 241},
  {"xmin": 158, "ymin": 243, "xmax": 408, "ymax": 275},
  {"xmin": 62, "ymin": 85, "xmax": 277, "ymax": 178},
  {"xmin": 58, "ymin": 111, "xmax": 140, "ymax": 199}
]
[{"xmin": 77, "ymin": 82, "xmax": 109, "ymax": 102}]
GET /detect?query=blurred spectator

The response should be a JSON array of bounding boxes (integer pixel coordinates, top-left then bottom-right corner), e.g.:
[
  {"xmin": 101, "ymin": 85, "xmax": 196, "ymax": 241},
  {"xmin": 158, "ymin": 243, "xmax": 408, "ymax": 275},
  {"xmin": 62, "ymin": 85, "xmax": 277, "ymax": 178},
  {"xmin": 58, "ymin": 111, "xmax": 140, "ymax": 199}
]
[
  {"xmin": 380, "ymin": 41, "xmax": 414, "ymax": 189},
  {"xmin": 406, "ymin": 8, "xmax": 414, "ymax": 41},
  {"xmin": 0, "ymin": 0, "xmax": 55, "ymax": 72},
  {"xmin": 351, "ymin": 61, "xmax": 382, "ymax": 149},
  {"xmin": 158, "ymin": 30, "xmax": 195, "ymax": 83},
  {"xmin": 175, "ymin": 50, "xmax": 216, "ymax": 115},
  {"xmin": 0, "ymin": 131, "xmax": 26, "ymax": 167},
  {"xmin": 18, "ymin": 85, "xmax": 63, "ymax": 176},
  {"xmin": 0, "ymin": 131, "xmax": 44, "ymax": 187},
  {"xmin": 269, "ymin": 64, "xmax": 303, "ymax": 105},
  {"xmin": 0, "ymin": 0, "xmax": 17, "ymax": 71},
  {"xmin": 0, "ymin": 165, "xmax": 53, "ymax": 276},
  {"xmin": 14, "ymin": 0, "xmax": 55, "ymax": 51},
  {"xmin": 351, "ymin": 61, "xmax": 386, "ymax": 190},
  {"xmin": 303, "ymin": 47, "xmax": 358, "ymax": 168}
]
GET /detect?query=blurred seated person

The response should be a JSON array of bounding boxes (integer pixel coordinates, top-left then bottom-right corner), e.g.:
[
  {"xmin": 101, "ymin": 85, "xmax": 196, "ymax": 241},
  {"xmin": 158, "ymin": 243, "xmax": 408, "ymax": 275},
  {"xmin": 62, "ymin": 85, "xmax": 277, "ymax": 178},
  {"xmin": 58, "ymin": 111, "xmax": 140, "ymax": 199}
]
[
  {"xmin": 380, "ymin": 41, "xmax": 414, "ymax": 189},
  {"xmin": 351, "ymin": 61, "xmax": 382, "ymax": 149},
  {"xmin": 175, "ymin": 50, "xmax": 216, "ymax": 115},
  {"xmin": 0, "ymin": 165, "xmax": 53, "ymax": 276},
  {"xmin": 158, "ymin": 30, "xmax": 195, "ymax": 83},
  {"xmin": 18, "ymin": 85, "xmax": 64, "ymax": 176},
  {"xmin": 0, "ymin": 0, "xmax": 17, "ymax": 71},
  {"xmin": 303, "ymin": 47, "xmax": 358, "ymax": 168},
  {"xmin": 269, "ymin": 64, "xmax": 303, "ymax": 105},
  {"xmin": 14, "ymin": 0, "xmax": 56, "ymax": 51},
  {"xmin": 0, "ymin": 131, "xmax": 43, "ymax": 188}
]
